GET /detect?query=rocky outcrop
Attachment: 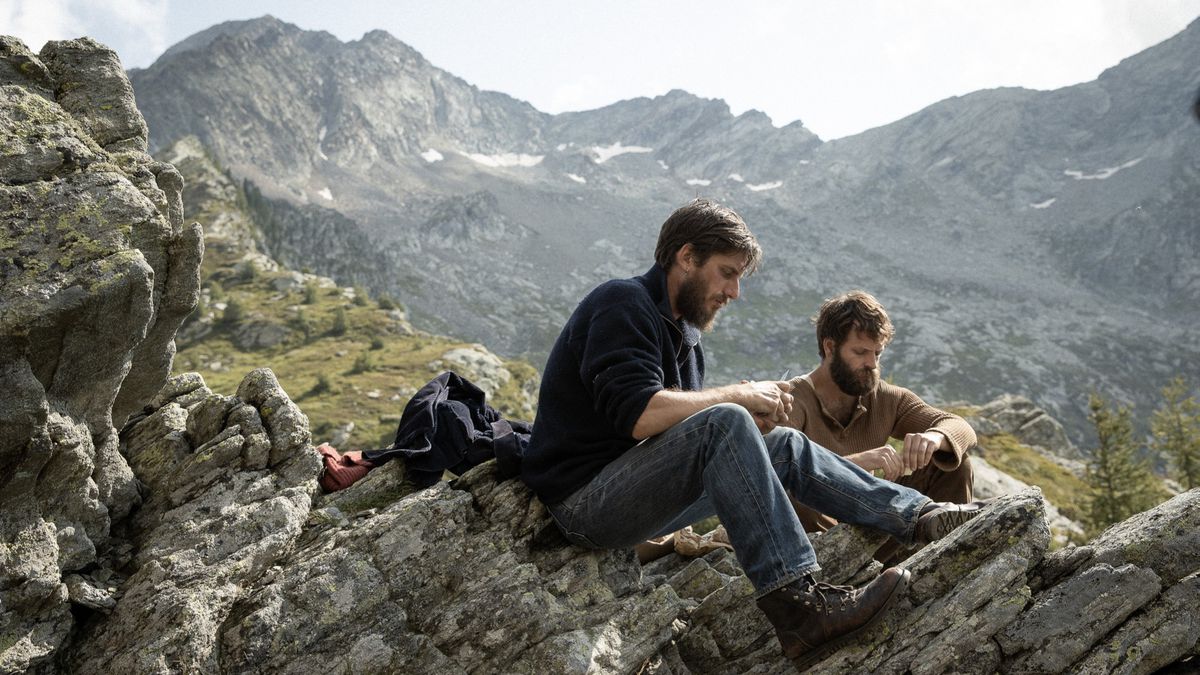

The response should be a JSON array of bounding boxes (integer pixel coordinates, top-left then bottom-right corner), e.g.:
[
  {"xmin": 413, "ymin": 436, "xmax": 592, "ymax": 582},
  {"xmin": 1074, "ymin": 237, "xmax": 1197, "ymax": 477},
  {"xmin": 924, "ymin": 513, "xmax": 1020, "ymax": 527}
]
[
  {"xmin": 970, "ymin": 394, "xmax": 1081, "ymax": 460},
  {"xmin": 59, "ymin": 370, "xmax": 1200, "ymax": 673},
  {"xmin": 65, "ymin": 369, "xmax": 321, "ymax": 673},
  {"xmin": 0, "ymin": 36, "xmax": 201, "ymax": 673}
]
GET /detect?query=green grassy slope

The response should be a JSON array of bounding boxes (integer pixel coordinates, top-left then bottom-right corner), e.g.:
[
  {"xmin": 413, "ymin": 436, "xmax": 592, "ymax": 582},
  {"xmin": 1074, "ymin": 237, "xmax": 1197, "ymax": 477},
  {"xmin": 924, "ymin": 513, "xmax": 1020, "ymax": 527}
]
[{"xmin": 168, "ymin": 137, "xmax": 538, "ymax": 451}]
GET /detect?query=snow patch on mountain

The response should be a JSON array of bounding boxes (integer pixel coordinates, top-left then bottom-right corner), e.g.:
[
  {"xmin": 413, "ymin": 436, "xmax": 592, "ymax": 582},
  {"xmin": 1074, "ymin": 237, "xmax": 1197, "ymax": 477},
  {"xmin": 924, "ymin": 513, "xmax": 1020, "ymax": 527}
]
[
  {"xmin": 592, "ymin": 142, "xmax": 652, "ymax": 164},
  {"xmin": 1064, "ymin": 157, "xmax": 1143, "ymax": 181},
  {"xmin": 747, "ymin": 180, "xmax": 783, "ymax": 192},
  {"xmin": 461, "ymin": 152, "xmax": 544, "ymax": 168}
]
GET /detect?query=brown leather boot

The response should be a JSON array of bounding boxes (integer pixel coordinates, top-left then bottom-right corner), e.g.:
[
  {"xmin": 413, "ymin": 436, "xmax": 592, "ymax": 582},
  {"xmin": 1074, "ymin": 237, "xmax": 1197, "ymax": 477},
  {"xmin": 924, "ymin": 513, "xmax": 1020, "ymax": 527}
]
[{"xmin": 756, "ymin": 566, "xmax": 911, "ymax": 671}]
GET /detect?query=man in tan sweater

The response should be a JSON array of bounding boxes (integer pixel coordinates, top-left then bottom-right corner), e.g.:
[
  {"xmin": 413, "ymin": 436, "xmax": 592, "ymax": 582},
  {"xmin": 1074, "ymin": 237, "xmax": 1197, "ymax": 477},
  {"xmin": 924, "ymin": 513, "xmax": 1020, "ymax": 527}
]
[{"xmin": 783, "ymin": 290, "xmax": 977, "ymax": 539}]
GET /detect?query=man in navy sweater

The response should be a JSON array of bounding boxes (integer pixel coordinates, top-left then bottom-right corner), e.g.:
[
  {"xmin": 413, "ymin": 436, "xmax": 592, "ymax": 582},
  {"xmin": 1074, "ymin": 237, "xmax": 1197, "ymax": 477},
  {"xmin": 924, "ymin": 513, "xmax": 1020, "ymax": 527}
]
[{"xmin": 522, "ymin": 198, "xmax": 984, "ymax": 669}]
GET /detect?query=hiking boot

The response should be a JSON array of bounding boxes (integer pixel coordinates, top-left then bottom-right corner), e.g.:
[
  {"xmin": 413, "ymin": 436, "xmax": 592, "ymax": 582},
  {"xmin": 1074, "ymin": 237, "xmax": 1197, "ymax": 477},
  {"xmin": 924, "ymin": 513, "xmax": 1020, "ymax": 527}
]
[
  {"xmin": 914, "ymin": 499, "xmax": 992, "ymax": 545},
  {"xmin": 756, "ymin": 566, "xmax": 911, "ymax": 671}
]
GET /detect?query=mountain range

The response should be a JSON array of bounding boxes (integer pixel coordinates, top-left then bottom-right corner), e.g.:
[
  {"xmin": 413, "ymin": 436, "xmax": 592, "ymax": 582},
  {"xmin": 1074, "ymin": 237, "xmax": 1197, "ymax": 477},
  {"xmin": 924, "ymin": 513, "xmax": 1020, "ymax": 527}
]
[{"xmin": 128, "ymin": 15, "xmax": 1200, "ymax": 441}]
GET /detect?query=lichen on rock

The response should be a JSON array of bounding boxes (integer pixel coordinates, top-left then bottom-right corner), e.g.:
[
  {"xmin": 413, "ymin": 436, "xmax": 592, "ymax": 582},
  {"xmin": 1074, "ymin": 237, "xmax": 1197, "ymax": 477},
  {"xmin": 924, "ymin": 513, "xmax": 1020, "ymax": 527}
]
[{"xmin": 0, "ymin": 34, "xmax": 201, "ymax": 674}]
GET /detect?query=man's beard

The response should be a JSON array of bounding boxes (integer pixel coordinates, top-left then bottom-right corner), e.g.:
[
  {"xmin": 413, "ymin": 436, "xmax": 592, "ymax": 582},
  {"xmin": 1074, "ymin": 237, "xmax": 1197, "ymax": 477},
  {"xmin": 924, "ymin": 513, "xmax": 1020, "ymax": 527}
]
[
  {"xmin": 830, "ymin": 348, "xmax": 879, "ymax": 396},
  {"xmin": 676, "ymin": 274, "xmax": 723, "ymax": 332}
]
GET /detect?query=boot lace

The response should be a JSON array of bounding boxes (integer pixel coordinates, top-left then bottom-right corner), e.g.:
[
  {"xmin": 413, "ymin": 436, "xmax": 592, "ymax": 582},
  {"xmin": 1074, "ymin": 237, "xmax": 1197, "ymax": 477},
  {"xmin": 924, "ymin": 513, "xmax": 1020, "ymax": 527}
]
[{"xmin": 790, "ymin": 579, "xmax": 859, "ymax": 613}]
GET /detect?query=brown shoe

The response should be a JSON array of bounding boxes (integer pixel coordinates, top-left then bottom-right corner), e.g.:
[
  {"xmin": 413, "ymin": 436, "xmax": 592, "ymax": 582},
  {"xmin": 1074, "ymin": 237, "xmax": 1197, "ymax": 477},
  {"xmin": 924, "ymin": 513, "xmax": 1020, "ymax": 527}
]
[
  {"xmin": 914, "ymin": 499, "xmax": 992, "ymax": 545},
  {"xmin": 756, "ymin": 566, "xmax": 911, "ymax": 670}
]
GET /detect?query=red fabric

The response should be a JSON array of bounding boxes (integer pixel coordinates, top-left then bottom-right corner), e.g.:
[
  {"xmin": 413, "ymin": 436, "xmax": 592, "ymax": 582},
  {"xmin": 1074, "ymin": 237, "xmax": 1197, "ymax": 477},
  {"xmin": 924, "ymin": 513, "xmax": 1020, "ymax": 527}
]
[{"xmin": 318, "ymin": 443, "xmax": 374, "ymax": 492}]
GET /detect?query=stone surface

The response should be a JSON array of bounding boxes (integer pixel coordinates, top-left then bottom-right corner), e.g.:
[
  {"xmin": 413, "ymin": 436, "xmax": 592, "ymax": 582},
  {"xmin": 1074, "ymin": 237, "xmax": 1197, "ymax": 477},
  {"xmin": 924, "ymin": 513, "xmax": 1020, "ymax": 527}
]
[
  {"xmin": 970, "ymin": 394, "xmax": 1079, "ymax": 458},
  {"xmin": 0, "ymin": 35, "xmax": 201, "ymax": 674}
]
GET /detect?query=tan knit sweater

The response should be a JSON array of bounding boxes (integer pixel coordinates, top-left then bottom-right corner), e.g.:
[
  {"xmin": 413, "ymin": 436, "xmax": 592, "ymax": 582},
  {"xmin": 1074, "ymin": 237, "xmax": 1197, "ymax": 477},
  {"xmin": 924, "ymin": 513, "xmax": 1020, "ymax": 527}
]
[{"xmin": 783, "ymin": 376, "xmax": 977, "ymax": 471}]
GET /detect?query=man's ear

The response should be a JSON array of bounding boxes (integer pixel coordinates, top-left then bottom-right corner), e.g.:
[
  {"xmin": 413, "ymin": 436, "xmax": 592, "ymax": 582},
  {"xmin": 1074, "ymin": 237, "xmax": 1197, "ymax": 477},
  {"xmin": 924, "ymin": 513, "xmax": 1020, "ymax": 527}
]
[
  {"xmin": 821, "ymin": 337, "xmax": 837, "ymax": 360},
  {"xmin": 675, "ymin": 243, "xmax": 695, "ymax": 271}
]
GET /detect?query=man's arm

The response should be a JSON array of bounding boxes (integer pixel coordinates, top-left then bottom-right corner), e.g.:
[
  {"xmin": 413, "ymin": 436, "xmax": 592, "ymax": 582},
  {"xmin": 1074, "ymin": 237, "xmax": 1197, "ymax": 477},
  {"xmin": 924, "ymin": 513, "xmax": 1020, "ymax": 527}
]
[
  {"xmin": 889, "ymin": 385, "xmax": 977, "ymax": 473},
  {"xmin": 632, "ymin": 380, "xmax": 793, "ymax": 440}
]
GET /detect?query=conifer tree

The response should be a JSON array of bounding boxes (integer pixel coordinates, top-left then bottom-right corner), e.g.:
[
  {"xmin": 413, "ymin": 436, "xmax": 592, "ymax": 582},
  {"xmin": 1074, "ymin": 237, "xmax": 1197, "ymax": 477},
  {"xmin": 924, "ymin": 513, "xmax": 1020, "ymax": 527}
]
[
  {"xmin": 331, "ymin": 307, "xmax": 349, "ymax": 336},
  {"xmin": 1150, "ymin": 377, "xmax": 1200, "ymax": 489},
  {"xmin": 1084, "ymin": 394, "xmax": 1164, "ymax": 534}
]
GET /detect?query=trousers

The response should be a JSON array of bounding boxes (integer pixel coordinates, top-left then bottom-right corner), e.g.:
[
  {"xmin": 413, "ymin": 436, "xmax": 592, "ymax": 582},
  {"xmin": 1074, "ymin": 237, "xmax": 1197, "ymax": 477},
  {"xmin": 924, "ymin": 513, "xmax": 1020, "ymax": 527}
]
[{"xmin": 546, "ymin": 403, "xmax": 931, "ymax": 596}]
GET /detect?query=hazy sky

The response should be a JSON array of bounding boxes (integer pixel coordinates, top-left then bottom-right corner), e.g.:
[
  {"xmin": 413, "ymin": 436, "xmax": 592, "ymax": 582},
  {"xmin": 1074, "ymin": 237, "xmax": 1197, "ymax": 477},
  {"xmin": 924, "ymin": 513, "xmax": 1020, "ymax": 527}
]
[{"xmin": 5, "ymin": 1, "xmax": 1200, "ymax": 139}]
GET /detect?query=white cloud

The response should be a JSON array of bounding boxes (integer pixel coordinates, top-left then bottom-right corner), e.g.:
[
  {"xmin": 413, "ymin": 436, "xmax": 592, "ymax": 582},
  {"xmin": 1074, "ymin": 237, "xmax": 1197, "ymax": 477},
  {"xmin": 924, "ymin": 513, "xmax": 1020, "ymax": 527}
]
[
  {"xmin": 2, "ymin": 0, "xmax": 169, "ymax": 67},
  {"xmin": 2, "ymin": 0, "xmax": 86, "ymax": 52}
]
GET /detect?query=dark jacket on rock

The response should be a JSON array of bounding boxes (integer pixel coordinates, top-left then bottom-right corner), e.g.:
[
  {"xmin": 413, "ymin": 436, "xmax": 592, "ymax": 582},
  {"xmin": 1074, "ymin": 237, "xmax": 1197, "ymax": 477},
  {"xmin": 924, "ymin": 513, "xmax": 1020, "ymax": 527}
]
[
  {"xmin": 365, "ymin": 371, "xmax": 531, "ymax": 487},
  {"xmin": 521, "ymin": 264, "xmax": 704, "ymax": 504}
]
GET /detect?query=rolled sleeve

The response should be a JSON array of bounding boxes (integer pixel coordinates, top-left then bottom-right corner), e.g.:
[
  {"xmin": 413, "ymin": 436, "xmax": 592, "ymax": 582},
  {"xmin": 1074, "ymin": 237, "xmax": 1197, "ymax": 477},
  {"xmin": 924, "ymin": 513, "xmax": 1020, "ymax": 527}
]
[{"xmin": 892, "ymin": 386, "xmax": 978, "ymax": 471}]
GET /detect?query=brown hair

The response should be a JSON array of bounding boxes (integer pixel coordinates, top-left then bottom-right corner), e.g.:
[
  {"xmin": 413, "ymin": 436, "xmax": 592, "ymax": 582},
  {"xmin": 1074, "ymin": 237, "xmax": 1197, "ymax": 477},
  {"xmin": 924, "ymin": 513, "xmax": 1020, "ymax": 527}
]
[
  {"xmin": 813, "ymin": 290, "xmax": 894, "ymax": 358},
  {"xmin": 654, "ymin": 198, "xmax": 762, "ymax": 274}
]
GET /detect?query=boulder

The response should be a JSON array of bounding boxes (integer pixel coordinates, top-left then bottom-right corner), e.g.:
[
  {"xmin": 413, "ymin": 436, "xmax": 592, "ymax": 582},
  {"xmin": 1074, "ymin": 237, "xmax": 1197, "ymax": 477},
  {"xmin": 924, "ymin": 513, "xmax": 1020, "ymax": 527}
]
[
  {"xmin": 970, "ymin": 394, "xmax": 1079, "ymax": 458},
  {"xmin": 0, "ymin": 36, "xmax": 200, "ymax": 673},
  {"xmin": 65, "ymin": 374, "xmax": 1200, "ymax": 675},
  {"xmin": 66, "ymin": 370, "xmax": 320, "ymax": 673}
]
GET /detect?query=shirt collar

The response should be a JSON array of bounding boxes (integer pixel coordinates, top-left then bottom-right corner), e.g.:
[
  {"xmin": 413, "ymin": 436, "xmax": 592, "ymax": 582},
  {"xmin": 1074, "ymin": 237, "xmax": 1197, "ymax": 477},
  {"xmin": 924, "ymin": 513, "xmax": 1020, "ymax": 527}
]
[{"xmin": 641, "ymin": 264, "xmax": 701, "ymax": 348}]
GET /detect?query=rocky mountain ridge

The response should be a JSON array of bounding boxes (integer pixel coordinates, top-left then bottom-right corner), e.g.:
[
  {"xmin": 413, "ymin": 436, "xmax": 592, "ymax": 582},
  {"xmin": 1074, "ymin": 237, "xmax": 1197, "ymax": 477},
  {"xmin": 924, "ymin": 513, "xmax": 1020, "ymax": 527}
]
[
  {"xmin": 2, "ymin": 38, "xmax": 1196, "ymax": 673},
  {"xmin": 125, "ymin": 16, "xmax": 1200, "ymax": 443}
]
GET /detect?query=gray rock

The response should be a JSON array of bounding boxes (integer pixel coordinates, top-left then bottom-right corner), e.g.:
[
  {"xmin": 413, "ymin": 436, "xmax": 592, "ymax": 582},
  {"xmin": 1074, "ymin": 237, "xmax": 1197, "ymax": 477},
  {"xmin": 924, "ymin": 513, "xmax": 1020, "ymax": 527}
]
[
  {"xmin": 0, "ymin": 36, "xmax": 54, "ymax": 98},
  {"xmin": 997, "ymin": 563, "xmax": 1162, "ymax": 673},
  {"xmin": 67, "ymin": 367, "xmax": 319, "ymax": 674},
  {"xmin": 232, "ymin": 318, "xmax": 291, "ymax": 350},
  {"xmin": 1068, "ymin": 572, "xmax": 1200, "ymax": 675},
  {"xmin": 972, "ymin": 394, "xmax": 1078, "ymax": 458},
  {"xmin": 971, "ymin": 453, "xmax": 1085, "ymax": 545},
  {"xmin": 38, "ymin": 37, "xmax": 148, "ymax": 151},
  {"xmin": 0, "ymin": 35, "xmax": 200, "ymax": 672}
]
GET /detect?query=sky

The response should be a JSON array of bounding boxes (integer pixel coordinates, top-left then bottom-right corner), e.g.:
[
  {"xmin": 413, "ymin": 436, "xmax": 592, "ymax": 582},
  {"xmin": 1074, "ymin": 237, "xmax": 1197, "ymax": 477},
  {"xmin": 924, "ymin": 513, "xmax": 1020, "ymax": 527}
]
[{"xmin": 4, "ymin": 0, "xmax": 1200, "ymax": 140}]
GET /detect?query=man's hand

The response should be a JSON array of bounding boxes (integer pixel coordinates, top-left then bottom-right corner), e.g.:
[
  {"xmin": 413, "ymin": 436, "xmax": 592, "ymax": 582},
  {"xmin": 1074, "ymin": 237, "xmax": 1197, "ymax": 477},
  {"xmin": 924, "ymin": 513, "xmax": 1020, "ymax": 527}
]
[
  {"xmin": 738, "ymin": 379, "xmax": 793, "ymax": 432},
  {"xmin": 901, "ymin": 431, "xmax": 945, "ymax": 473},
  {"xmin": 848, "ymin": 446, "xmax": 905, "ymax": 481}
]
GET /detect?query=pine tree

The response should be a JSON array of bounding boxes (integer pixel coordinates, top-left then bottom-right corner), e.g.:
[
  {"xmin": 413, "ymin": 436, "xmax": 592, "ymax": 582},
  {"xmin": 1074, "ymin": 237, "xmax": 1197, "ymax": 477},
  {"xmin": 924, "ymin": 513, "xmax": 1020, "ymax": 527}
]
[
  {"xmin": 1084, "ymin": 394, "xmax": 1164, "ymax": 534},
  {"xmin": 1150, "ymin": 377, "xmax": 1200, "ymax": 489},
  {"xmin": 331, "ymin": 307, "xmax": 349, "ymax": 336}
]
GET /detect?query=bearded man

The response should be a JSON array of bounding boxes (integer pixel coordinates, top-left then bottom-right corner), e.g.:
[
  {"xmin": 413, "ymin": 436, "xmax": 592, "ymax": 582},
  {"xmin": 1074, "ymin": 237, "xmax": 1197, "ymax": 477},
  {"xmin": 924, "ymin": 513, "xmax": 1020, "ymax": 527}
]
[
  {"xmin": 783, "ymin": 291, "xmax": 978, "ymax": 546},
  {"xmin": 521, "ymin": 199, "xmax": 986, "ymax": 669}
]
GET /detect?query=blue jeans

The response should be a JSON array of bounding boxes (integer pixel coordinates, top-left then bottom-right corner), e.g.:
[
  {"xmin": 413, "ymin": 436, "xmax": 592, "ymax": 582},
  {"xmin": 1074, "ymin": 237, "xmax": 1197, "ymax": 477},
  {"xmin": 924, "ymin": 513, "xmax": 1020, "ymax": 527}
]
[{"xmin": 546, "ymin": 403, "xmax": 931, "ymax": 597}]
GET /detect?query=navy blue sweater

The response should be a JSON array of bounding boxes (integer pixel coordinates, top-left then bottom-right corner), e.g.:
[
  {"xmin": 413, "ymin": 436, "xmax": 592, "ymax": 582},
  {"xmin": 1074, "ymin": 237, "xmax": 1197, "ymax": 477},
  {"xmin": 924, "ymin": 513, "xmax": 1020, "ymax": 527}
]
[{"xmin": 522, "ymin": 264, "xmax": 704, "ymax": 504}]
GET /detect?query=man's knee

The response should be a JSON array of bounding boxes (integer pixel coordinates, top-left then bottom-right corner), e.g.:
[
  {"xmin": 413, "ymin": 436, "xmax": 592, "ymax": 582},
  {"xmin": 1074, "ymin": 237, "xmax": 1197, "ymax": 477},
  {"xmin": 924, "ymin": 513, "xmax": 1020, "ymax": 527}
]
[
  {"xmin": 700, "ymin": 402, "xmax": 758, "ymax": 432},
  {"xmin": 694, "ymin": 403, "xmax": 766, "ymax": 459}
]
